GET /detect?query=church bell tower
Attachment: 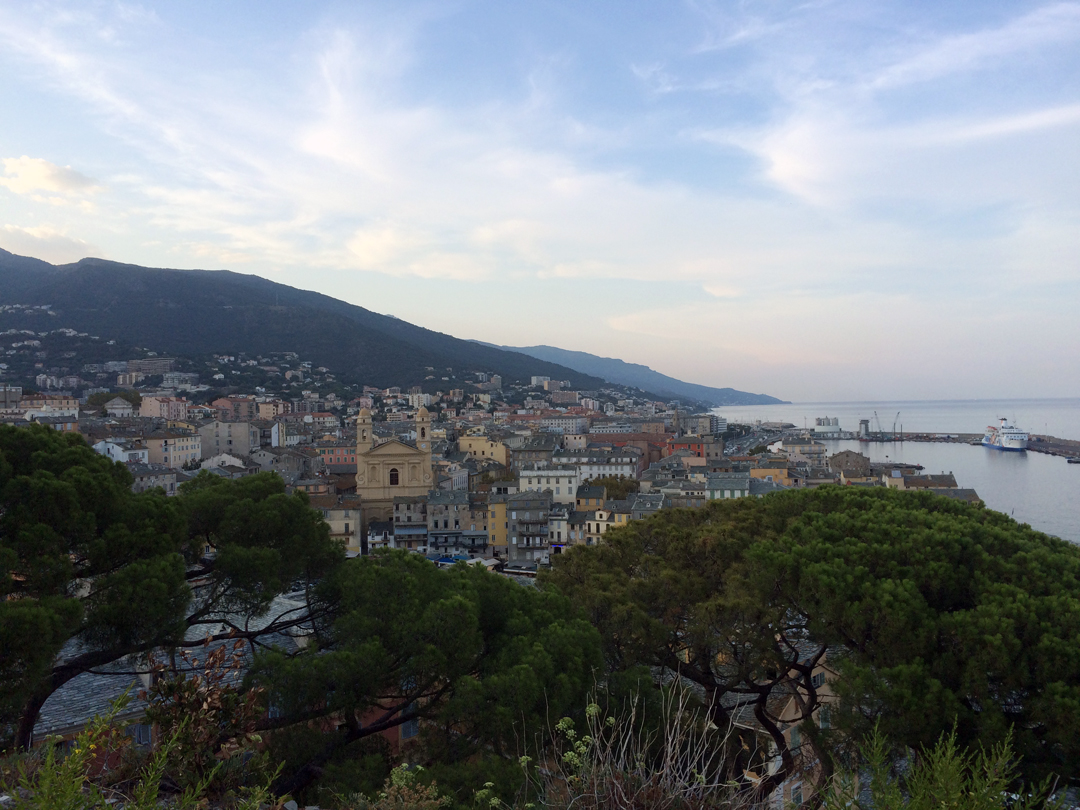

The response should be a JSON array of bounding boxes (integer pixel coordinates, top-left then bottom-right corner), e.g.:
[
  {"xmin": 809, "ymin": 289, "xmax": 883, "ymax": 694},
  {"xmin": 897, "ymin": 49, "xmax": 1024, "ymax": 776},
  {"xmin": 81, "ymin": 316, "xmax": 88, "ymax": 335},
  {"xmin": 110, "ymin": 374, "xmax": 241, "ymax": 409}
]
[{"xmin": 415, "ymin": 405, "xmax": 433, "ymax": 485}]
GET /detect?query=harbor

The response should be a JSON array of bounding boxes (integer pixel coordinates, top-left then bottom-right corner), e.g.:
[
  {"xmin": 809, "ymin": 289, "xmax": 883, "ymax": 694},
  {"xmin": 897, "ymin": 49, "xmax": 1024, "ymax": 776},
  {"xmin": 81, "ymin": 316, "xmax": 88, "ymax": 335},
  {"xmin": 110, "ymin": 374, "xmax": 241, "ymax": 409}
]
[
  {"xmin": 819, "ymin": 438, "xmax": 1080, "ymax": 543},
  {"xmin": 822, "ymin": 431, "xmax": 1080, "ymax": 461},
  {"xmin": 717, "ymin": 400, "xmax": 1080, "ymax": 543}
]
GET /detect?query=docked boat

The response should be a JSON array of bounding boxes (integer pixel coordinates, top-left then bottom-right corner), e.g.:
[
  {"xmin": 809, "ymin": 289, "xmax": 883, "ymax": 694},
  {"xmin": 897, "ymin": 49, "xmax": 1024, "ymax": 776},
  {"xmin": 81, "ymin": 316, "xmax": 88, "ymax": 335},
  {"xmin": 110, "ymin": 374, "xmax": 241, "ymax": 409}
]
[
  {"xmin": 1068, "ymin": 458, "xmax": 1080, "ymax": 464},
  {"xmin": 982, "ymin": 418, "xmax": 1028, "ymax": 451}
]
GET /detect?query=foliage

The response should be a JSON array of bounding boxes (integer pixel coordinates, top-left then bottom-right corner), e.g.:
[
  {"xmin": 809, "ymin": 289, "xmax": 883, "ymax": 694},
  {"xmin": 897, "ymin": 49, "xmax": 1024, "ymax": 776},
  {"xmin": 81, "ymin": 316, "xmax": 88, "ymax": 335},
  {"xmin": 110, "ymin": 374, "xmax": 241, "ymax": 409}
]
[
  {"xmin": 0, "ymin": 424, "xmax": 342, "ymax": 748},
  {"xmin": 142, "ymin": 637, "xmax": 269, "ymax": 795},
  {"xmin": 251, "ymin": 551, "xmax": 603, "ymax": 800},
  {"xmin": 589, "ymin": 476, "xmax": 640, "ymax": 501},
  {"xmin": 824, "ymin": 726, "xmax": 1064, "ymax": 810},
  {"xmin": 2, "ymin": 693, "xmax": 279, "ymax": 810},
  {"xmin": 85, "ymin": 390, "xmax": 142, "ymax": 411},
  {"xmin": 340, "ymin": 765, "xmax": 450, "ymax": 810},
  {"xmin": 542, "ymin": 486, "xmax": 1080, "ymax": 790},
  {"xmin": 528, "ymin": 690, "xmax": 745, "ymax": 810}
]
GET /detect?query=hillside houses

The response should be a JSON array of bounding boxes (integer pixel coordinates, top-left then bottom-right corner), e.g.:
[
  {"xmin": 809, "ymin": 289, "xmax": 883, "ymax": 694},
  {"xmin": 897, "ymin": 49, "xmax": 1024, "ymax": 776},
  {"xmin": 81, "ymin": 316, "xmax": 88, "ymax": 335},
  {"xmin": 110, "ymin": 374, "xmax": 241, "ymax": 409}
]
[{"xmin": 4, "ymin": 356, "xmax": 982, "ymax": 576}]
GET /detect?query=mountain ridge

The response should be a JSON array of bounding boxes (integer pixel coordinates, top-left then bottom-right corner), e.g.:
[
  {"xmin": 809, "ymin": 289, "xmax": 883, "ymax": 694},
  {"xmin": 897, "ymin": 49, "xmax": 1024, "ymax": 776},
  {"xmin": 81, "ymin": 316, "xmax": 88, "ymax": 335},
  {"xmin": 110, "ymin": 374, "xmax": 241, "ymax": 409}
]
[
  {"xmin": 481, "ymin": 342, "xmax": 787, "ymax": 406},
  {"xmin": 0, "ymin": 249, "xmax": 785, "ymax": 405},
  {"xmin": 0, "ymin": 249, "xmax": 606, "ymax": 390}
]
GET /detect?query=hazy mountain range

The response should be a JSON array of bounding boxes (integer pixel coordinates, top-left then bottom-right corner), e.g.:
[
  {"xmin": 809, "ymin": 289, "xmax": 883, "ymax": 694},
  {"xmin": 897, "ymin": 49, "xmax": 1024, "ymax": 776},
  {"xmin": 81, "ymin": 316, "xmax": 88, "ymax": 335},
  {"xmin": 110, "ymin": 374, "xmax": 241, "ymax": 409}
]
[
  {"xmin": 0, "ymin": 249, "xmax": 784, "ymax": 405},
  {"xmin": 482, "ymin": 343, "xmax": 786, "ymax": 406}
]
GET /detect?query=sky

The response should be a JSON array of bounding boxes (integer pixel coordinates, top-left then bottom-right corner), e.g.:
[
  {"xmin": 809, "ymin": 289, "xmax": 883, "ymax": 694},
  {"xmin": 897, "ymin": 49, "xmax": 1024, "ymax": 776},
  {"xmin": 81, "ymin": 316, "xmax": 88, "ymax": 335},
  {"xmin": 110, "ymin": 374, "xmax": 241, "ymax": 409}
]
[{"xmin": 1, "ymin": 1, "xmax": 1078, "ymax": 402}]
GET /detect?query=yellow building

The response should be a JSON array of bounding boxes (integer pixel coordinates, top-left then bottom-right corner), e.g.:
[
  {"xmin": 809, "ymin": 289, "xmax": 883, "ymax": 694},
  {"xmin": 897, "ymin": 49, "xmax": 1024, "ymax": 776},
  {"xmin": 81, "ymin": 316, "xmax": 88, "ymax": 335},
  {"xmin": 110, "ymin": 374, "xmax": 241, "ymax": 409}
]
[
  {"xmin": 750, "ymin": 462, "xmax": 795, "ymax": 487},
  {"xmin": 459, "ymin": 433, "xmax": 509, "ymax": 466},
  {"xmin": 583, "ymin": 507, "xmax": 630, "ymax": 545},
  {"xmin": 575, "ymin": 484, "xmax": 606, "ymax": 511},
  {"xmin": 355, "ymin": 407, "xmax": 433, "ymax": 529},
  {"xmin": 144, "ymin": 430, "xmax": 201, "ymax": 469},
  {"xmin": 487, "ymin": 498, "xmax": 509, "ymax": 557},
  {"xmin": 257, "ymin": 400, "xmax": 287, "ymax": 419}
]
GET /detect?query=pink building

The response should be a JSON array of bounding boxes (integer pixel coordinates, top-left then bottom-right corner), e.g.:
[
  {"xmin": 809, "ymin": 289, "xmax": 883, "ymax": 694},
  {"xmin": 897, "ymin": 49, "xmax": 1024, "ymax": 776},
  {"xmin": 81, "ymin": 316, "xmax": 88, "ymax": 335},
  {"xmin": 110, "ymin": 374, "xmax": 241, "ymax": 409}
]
[{"xmin": 140, "ymin": 395, "xmax": 190, "ymax": 421}]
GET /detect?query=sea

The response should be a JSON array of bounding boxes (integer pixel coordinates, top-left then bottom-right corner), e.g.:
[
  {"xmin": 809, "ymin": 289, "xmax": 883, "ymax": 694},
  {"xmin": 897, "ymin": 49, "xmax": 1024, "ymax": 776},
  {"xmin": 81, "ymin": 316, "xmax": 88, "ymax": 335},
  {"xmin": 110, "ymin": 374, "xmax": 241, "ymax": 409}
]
[{"xmin": 711, "ymin": 399, "xmax": 1080, "ymax": 544}]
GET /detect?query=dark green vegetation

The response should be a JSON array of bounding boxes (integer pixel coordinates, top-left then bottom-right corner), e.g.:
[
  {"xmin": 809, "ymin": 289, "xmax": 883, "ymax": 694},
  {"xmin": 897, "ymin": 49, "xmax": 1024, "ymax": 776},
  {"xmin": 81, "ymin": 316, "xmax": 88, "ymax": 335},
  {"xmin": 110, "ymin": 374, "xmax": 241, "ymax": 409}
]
[
  {"xmin": 3, "ymin": 428, "xmax": 1079, "ymax": 806},
  {"xmin": 0, "ymin": 248, "xmax": 603, "ymax": 389},
  {"xmin": 0, "ymin": 424, "xmax": 341, "ymax": 749},
  {"xmin": 588, "ymin": 475, "xmax": 640, "ymax": 501},
  {"xmin": 256, "ymin": 551, "xmax": 601, "ymax": 800},
  {"xmin": 0, "ymin": 425, "xmax": 601, "ymax": 806},
  {"xmin": 85, "ymin": 390, "xmax": 142, "ymax": 410},
  {"xmin": 488, "ymin": 343, "xmax": 787, "ymax": 406},
  {"xmin": 544, "ymin": 486, "xmax": 1080, "ymax": 791}
]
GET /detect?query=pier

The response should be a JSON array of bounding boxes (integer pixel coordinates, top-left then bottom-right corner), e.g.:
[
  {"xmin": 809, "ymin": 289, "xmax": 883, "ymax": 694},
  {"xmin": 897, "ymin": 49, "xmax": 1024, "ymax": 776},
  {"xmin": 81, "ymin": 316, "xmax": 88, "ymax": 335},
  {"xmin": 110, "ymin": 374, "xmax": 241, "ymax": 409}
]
[{"xmin": 820, "ymin": 432, "xmax": 1080, "ymax": 460}]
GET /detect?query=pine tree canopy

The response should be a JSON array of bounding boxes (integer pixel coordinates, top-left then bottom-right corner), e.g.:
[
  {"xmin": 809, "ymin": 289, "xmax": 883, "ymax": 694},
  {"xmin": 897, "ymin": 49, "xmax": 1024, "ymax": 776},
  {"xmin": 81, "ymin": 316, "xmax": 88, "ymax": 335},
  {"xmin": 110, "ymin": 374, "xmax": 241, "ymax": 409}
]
[{"xmin": 543, "ymin": 486, "xmax": 1080, "ymax": 787}]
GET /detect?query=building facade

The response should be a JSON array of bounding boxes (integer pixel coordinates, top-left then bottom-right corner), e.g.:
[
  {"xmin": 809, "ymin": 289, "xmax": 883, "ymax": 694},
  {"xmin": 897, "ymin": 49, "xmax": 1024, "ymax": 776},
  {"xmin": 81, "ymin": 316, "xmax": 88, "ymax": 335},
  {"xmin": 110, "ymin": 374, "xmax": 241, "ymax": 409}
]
[{"xmin": 355, "ymin": 407, "xmax": 434, "ymax": 528}]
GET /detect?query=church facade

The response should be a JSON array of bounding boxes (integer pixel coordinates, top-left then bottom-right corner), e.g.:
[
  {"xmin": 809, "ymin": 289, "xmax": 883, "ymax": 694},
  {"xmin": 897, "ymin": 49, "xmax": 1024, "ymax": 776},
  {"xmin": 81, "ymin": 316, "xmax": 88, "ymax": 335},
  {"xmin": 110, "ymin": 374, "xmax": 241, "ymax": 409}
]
[{"xmin": 355, "ymin": 407, "xmax": 434, "ymax": 528}]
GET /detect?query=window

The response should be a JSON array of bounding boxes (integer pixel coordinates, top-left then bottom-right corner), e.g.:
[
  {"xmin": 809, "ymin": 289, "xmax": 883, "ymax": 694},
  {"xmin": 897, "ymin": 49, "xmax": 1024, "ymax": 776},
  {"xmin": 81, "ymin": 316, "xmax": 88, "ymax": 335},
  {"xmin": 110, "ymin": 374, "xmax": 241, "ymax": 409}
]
[
  {"xmin": 791, "ymin": 784, "xmax": 803, "ymax": 807},
  {"xmin": 126, "ymin": 723, "xmax": 153, "ymax": 748},
  {"xmin": 389, "ymin": 468, "xmax": 400, "ymax": 485},
  {"xmin": 819, "ymin": 706, "xmax": 831, "ymax": 729},
  {"xmin": 811, "ymin": 672, "xmax": 826, "ymax": 688}
]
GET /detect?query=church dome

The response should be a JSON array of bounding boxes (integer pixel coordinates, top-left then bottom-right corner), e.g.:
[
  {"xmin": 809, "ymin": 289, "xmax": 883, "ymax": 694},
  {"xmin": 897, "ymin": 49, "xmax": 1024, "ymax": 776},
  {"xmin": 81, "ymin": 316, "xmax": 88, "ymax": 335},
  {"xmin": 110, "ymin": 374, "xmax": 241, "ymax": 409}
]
[
  {"xmin": 416, "ymin": 405, "xmax": 429, "ymax": 418},
  {"xmin": 358, "ymin": 408, "xmax": 371, "ymax": 418}
]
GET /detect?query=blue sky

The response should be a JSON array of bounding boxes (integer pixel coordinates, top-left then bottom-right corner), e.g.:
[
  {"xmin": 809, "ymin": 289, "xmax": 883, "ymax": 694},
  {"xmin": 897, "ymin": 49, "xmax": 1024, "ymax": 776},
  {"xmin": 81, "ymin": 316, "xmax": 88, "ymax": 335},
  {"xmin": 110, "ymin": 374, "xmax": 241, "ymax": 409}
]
[{"xmin": 1, "ymin": 1, "xmax": 1078, "ymax": 401}]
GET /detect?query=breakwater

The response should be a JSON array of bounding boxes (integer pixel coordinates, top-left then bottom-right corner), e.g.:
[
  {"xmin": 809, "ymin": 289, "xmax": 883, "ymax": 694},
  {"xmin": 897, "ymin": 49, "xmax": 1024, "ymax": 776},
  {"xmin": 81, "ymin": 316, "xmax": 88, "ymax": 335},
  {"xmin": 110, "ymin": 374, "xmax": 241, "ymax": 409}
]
[
  {"xmin": 822, "ymin": 439, "xmax": 1080, "ymax": 542},
  {"xmin": 853, "ymin": 432, "xmax": 1080, "ymax": 460}
]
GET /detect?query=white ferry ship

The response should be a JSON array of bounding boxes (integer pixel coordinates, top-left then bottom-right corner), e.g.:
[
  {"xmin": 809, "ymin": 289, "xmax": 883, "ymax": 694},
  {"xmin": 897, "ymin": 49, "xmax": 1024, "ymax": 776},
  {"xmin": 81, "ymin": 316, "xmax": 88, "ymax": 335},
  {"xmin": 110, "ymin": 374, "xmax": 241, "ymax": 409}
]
[{"xmin": 982, "ymin": 417, "xmax": 1028, "ymax": 451}]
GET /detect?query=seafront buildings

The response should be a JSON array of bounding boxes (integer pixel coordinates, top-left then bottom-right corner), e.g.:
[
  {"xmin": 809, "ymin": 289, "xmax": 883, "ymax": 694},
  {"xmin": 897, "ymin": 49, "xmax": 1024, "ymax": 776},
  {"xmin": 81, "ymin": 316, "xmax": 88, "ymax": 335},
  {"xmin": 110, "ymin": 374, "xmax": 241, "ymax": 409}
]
[{"xmin": 2, "ymin": 356, "xmax": 979, "ymax": 574}]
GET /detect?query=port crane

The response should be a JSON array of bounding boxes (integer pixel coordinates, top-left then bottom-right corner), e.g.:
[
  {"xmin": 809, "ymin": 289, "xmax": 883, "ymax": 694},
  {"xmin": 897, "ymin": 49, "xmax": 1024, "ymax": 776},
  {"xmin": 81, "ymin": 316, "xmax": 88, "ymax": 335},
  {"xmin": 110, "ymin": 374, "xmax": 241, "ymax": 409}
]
[
  {"xmin": 893, "ymin": 412, "xmax": 900, "ymax": 439},
  {"xmin": 874, "ymin": 411, "xmax": 884, "ymax": 435}
]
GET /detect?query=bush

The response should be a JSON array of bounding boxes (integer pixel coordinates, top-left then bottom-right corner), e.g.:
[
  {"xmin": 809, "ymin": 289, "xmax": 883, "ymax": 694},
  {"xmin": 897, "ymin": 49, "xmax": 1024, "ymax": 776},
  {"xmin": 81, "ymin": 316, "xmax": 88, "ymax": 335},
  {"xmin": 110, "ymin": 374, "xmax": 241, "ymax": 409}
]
[
  {"xmin": 141, "ymin": 638, "xmax": 270, "ymax": 797},
  {"xmin": 1, "ymin": 693, "xmax": 277, "ymax": 810},
  {"xmin": 824, "ymin": 726, "xmax": 1066, "ymax": 810}
]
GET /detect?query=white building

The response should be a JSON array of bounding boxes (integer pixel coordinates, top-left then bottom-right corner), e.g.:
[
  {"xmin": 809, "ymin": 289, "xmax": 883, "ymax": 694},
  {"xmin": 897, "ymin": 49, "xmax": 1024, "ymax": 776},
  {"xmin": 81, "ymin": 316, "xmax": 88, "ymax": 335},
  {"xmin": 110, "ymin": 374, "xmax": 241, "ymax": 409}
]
[
  {"xmin": 517, "ymin": 465, "xmax": 581, "ymax": 506},
  {"xmin": 92, "ymin": 439, "xmax": 149, "ymax": 465},
  {"xmin": 540, "ymin": 415, "xmax": 589, "ymax": 434},
  {"xmin": 552, "ymin": 449, "xmax": 642, "ymax": 480}
]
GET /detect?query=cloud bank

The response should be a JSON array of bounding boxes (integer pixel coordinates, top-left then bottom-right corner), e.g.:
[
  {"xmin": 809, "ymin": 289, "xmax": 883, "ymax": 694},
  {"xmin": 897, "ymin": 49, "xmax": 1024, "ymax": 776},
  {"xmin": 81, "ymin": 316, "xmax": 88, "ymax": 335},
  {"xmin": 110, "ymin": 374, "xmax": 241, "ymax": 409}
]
[{"xmin": 0, "ymin": 1, "xmax": 1077, "ymax": 400}]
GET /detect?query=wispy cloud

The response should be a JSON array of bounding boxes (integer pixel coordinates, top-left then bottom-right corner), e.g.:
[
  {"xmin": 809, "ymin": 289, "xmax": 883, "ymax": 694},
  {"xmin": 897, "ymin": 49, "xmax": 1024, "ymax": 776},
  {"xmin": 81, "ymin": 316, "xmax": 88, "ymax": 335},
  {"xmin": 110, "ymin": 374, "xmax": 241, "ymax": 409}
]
[
  {"xmin": 0, "ymin": 156, "xmax": 100, "ymax": 195},
  {"xmin": 0, "ymin": 1, "xmax": 1076, "ymax": 398},
  {"xmin": 867, "ymin": 3, "xmax": 1080, "ymax": 90}
]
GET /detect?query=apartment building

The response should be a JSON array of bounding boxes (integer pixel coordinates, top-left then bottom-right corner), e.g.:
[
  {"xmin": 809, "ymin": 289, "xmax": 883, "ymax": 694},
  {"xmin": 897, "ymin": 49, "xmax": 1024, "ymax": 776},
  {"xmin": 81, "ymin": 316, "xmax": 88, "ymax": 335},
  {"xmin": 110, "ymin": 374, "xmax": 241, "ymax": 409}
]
[
  {"xmin": 144, "ymin": 431, "xmax": 201, "ymax": 469},
  {"xmin": 517, "ymin": 464, "xmax": 581, "ymax": 505},
  {"xmin": 198, "ymin": 420, "xmax": 260, "ymax": 459},
  {"xmin": 506, "ymin": 490, "xmax": 553, "ymax": 564}
]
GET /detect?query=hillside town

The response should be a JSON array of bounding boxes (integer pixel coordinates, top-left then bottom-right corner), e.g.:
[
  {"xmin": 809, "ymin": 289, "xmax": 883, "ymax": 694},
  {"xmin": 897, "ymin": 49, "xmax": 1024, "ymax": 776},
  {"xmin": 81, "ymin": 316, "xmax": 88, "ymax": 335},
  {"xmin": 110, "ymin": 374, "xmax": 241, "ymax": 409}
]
[{"xmin": 0, "ymin": 354, "xmax": 981, "ymax": 576}]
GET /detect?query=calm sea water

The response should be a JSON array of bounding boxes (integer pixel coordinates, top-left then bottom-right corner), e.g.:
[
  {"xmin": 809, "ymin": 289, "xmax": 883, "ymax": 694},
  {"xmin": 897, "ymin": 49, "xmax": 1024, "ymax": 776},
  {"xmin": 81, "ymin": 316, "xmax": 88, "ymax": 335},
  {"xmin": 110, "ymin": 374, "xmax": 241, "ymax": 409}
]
[
  {"xmin": 711, "ymin": 400, "xmax": 1080, "ymax": 543},
  {"xmin": 717, "ymin": 399, "xmax": 1080, "ymax": 440}
]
